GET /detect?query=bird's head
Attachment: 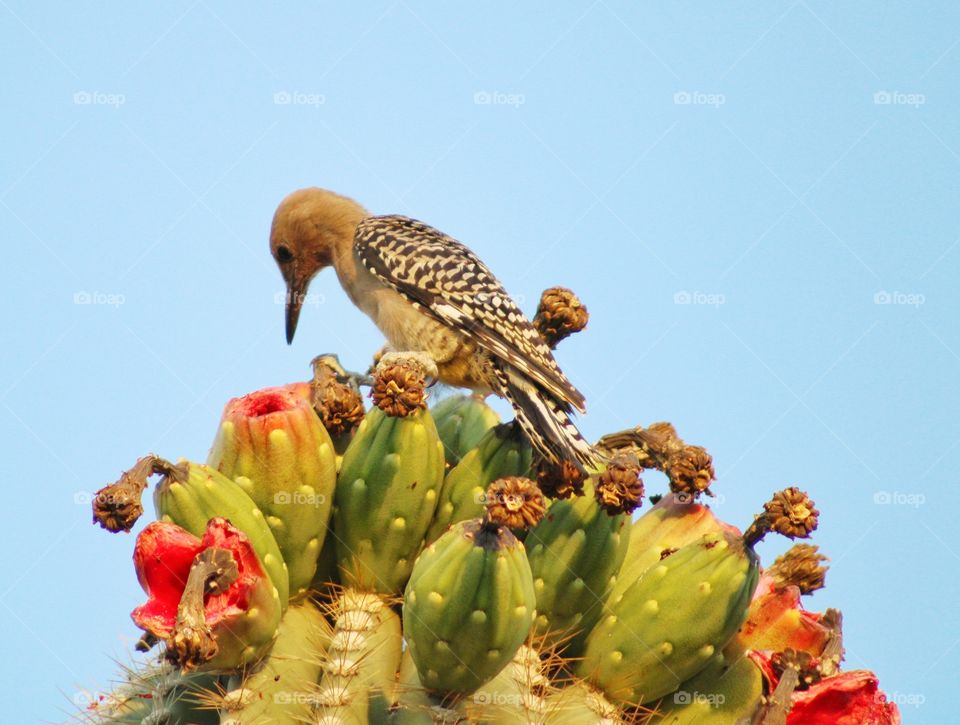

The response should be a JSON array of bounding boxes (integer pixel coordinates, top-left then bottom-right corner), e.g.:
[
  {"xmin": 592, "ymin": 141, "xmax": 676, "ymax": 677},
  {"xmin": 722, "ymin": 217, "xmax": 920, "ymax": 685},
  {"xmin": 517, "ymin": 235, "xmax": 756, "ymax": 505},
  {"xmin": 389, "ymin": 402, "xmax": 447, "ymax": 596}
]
[{"xmin": 270, "ymin": 187, "xmax": 367, "ymax": 343}]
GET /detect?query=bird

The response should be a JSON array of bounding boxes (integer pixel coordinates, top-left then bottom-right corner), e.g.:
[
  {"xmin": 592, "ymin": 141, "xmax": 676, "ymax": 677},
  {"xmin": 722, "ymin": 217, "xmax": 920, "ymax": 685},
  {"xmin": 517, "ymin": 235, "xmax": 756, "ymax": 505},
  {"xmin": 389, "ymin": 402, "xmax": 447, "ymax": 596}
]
[{"xmin": 270, "ymin": 187, "xmax": 597, "ymax": 468}]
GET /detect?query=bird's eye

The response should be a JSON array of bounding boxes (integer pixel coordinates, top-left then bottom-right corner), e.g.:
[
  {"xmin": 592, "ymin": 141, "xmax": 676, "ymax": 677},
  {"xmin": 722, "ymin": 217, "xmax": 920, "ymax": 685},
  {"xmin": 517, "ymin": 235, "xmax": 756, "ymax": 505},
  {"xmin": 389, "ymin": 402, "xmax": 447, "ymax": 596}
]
[{"xmin": 276, "ymin": 245, "xmax": 293, "ymax": 263}]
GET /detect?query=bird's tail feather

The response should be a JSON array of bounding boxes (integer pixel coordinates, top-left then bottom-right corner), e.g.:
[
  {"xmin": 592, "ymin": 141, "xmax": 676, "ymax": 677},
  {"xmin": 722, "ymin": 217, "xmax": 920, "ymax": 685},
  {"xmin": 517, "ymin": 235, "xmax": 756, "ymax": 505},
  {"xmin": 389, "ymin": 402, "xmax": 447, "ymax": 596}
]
[{"xmin": 498, "ymin": 365, "xmax": 598, "ymax": 470}]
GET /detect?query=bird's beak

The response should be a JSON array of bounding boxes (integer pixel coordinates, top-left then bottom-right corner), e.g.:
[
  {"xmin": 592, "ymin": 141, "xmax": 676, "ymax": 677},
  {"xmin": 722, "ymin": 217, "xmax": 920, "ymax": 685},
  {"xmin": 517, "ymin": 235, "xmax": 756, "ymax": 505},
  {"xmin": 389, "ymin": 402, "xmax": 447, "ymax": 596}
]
[{"xmin": 285, "ymin": 274, "xmax": 308, "ymax": 344}]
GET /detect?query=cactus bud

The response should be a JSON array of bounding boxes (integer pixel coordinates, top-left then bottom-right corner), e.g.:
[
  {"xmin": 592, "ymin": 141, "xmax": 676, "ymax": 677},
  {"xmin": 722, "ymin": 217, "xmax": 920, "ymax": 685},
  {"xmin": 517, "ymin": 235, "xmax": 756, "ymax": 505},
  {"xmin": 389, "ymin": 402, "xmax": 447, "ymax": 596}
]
[{"xmin": 371, "ymin": 362, "xmax": 428, "ymax": 417}]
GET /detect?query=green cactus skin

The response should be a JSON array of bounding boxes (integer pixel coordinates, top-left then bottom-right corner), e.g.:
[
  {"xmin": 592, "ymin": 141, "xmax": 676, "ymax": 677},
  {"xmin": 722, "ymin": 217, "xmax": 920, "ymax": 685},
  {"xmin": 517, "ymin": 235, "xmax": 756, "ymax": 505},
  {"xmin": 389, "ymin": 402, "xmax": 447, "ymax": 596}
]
[
  {"xmin": 85, "ymin": 664, "xmax": 220, "ymax": 725},
  {"xmin": 426, "ymin": 422, "xmax": 533, "ymax": 544},
  {"xmin": 391, "ymin": 651, "xmax": 463, "ymax": 725},
  {"xmin": 525, "ymin": 481, "xmax": 631, "ymax": 656},
  {"xmin": 403, "ymin": 519, "xmax": 537, "ymax": 696},
  {"xmin": 459, "ymin": 644, "xmax": 555, "ymax": 724},
  {"xmin": 153, "ymin": 460, "xmax": 290, "ymax": 610},
  {"xmin": 334, "ymin": 406, "xmax": 445, "ymax": 594},
  {"xmin": 578, "ymin": 531, "xmax": 760, "ymax": 706},
  {"xmin": 218, "ymin": 600, "xmax": 331, "ymax": 725},
  {"xmin": 431, "ymin": 394, "xmax": 501, "ymax": 466},
  {"xmin": 207, "ymin": 389, "xmax": 338, "ymax": 598},
  {"xmin": 314, "ymin": 588, "xmax": 403, "ymax": 725},
  {"xmin": 649, "ymin": 644, "xmax": 763, "ymax": 724},
  {"xmin": 607, "ymin": 493, "xmax": 727, "ymax": 605},
  {"xmin": 543, "ymin": 680, "xmax": 625, "ymax": 725}
]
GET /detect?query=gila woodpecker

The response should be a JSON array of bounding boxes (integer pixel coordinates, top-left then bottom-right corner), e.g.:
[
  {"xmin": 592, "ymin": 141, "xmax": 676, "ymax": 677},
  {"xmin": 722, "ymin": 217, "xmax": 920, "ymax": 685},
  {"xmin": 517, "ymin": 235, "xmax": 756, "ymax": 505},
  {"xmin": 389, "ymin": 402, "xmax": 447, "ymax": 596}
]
[{"xmin": 270, "ymin": 187, "xmax": 597, "ymax": 468}]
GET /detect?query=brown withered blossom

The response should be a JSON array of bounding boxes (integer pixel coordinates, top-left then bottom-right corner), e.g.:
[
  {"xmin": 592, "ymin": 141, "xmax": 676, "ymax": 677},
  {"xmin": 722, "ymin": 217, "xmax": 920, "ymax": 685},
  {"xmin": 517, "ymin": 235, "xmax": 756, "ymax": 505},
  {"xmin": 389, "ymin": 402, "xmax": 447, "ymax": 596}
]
[
  {"xmin": 594, "ymin": 456, "xmax": 645, "ymax": 515},
  {"xmin": 484, "ymin": 477, "xmax": 546, "ymax": 530},
  {"xmin": 370, "ymin": 362, "xmax": 427, "ymax": 417},
  {"xmin": 536, "ymin": 458, "xmax": 587, "ymax": 499},
  {"xmin": 744, "ymin": 488, "xmax": 819, "ymax": 546},
  {"xmin": 770, "ymin": 543, "xmax": 829, "ymax": 595},
  {"xmin": 532, "ymin": 287, "xmax": 589, "ymax": 348}
]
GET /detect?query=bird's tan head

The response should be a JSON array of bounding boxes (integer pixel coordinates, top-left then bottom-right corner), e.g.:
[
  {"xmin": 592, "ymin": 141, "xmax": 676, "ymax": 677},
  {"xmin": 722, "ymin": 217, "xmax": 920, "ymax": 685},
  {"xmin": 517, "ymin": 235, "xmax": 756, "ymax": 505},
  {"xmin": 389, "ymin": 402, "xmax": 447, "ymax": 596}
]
[{"xmin": 270, "ymin": 187, "xmax": 367, "ymax": 343}]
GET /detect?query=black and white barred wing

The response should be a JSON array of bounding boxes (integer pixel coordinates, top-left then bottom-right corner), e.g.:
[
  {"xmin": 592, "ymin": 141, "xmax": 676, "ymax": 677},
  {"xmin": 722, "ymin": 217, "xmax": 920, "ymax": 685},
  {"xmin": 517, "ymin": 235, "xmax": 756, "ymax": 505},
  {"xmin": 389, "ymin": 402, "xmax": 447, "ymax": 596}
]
[{"xmin": 355, "ymin": 214, "xmax": 586, "ymax": 412}]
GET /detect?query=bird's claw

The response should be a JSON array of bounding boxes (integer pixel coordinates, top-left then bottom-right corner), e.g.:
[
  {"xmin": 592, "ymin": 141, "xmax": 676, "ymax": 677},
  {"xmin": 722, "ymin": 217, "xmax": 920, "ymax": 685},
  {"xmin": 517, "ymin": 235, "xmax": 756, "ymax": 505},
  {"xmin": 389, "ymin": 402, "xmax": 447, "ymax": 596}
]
[{"xmin": 311, "ymin": 354, "xmax": 374, "ymax": 391}]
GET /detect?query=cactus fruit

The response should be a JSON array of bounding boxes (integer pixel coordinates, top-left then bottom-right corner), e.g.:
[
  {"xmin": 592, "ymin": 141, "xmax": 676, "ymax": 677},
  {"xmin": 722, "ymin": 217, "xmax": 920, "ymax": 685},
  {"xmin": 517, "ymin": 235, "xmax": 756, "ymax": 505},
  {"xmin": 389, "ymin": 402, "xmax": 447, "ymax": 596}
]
[
  {"xmin": 426, "ymin": 421, "xmax": 534, "ymax": 543},
  {"xmin": 607, "ymin": 492, "xmax": 729, "ymax": 605},
  {"xmin": 218, "ymin": 600, "xmax": 331, "ymax": 725},
  {"xmin": 207, "ymin": 384, "xmax": 337, "ymax": 598},
  {"xmin": 579, "ymin": 489, "xmax": 818, "ymax": 706},
  {"xmin": 431, "ymin": 393, "xmax": 501, "ymax": 466},
  {"xmin": 402, "ymin": 478, "xmax": 542, "ymax": 696},
  {"xmin": 525, "ymin": 479, "xmax": 631, "ymax": 655},
  {"xmin": 152, "ymin": 458, "xmax": 290, "ymax": 609},
  {"xmin": 131, "ymin": 518, "xmax": 281, "ymax": 672},
  {"xmin": 334, "ymin": 363, "xmax": 445, "ymax": 594},
  {"xmin": 649, "ymin": 644, "xmax": 763, "ymax": 724},
  {"xmin": 579, "ymin": 529, "xmax": 760, "ymax": 705}
]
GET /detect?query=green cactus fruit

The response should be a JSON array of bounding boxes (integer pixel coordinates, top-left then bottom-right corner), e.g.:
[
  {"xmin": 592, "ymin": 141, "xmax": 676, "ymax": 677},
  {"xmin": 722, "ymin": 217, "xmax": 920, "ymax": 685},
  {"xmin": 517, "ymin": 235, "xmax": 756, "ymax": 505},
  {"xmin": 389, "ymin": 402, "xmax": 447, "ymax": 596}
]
[
  {"xmin": 153, "ymin": 459, "xmax": 290, "ymax": 609},
  {"xmin": 314, "ymin": 588, "xmax": 403, "ymax": 725},
  {"xmin": 431, "ymin": 394, "xmax": 501, "ymax": 466},
  {"xmin": 543, "ymin": 679, "xmax": 625, "ymax": 725},
  {"xmin": 334, "ymin": 404, "xmax": 445, "ymax": 594},
  {"xmin": 207, "ymin": 384, "xmax": 337, "ymax": 598},
  {"xmin": 607, "ymin": 493, "xmax": 728, "ymax": 605},
  {"xmin": 219, "ymin": 600, "xmax": 332, "ymax": 725},
  {"xmin": 578, "ymin": 530, "xmax": 760, "ymax": 706},
  {"xmin": 525, "ymin": 480, "xmax": 631, "ymax": 656},
  {"xmin": 649, "ymin": 644, "xmax": 763, "ymax": 724},
  {"xmin": 403, "ymin": 517, "xmax": 537, "ymax": 695},
  {"xmin": 426, "ymin": 421, "xmax": 534, "ymax": 543}
]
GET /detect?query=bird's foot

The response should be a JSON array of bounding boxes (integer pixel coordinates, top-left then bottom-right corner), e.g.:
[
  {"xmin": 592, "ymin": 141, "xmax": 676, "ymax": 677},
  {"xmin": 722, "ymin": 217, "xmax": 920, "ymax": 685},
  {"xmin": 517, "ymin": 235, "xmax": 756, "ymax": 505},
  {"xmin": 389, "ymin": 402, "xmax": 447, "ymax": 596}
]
[
  {"xmin": 376, "ymin": 351, "xmax": 440, "ymax": 384},
  {"xmin": 311, "ymin": 353, "xmax": 374, "ymax": 391}
]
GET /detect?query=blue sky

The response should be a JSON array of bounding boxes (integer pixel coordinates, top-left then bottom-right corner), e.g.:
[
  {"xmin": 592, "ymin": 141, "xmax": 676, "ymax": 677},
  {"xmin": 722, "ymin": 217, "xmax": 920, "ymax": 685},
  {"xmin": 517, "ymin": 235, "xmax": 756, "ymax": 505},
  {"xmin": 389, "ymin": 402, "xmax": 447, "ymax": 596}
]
[{"xmin": 1, "ymin": 2, "xmax": 956, "ymax": 721}]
